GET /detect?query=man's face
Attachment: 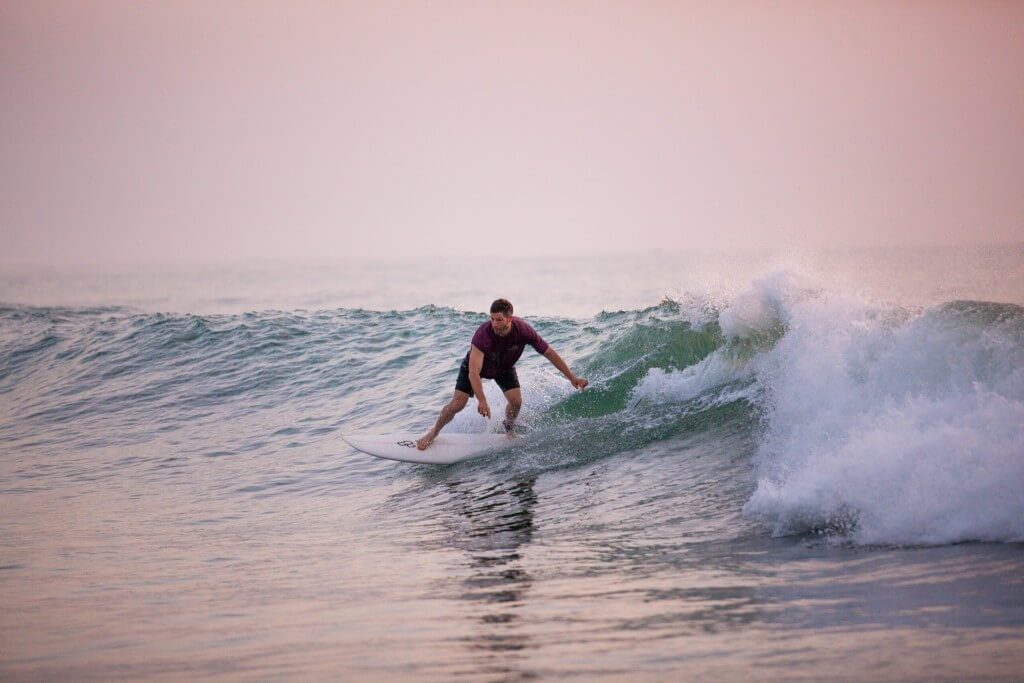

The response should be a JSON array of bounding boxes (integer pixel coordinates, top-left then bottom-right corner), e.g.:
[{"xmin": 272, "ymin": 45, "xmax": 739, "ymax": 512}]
[{"xmin": 490, "ymin": 312, "xmax": 512, "ymax": 336}]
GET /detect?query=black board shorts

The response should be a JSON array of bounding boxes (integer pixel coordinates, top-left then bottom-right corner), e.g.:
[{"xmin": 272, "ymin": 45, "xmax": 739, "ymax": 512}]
[{"xmin": 455, "ymin": 354, "xmax": 520, "ymax": 396}]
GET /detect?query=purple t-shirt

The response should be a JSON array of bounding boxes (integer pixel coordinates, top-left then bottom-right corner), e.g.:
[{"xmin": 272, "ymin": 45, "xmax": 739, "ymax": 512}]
[{"xmin": 470, "ymin": 316, "xmax": 549, "ymax": 378}]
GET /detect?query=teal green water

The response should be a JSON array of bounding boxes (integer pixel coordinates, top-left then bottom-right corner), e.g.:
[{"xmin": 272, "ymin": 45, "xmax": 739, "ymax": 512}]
[{"xmin": 2, "ymin": 248, "xmax": 1024, "ymax": 680}]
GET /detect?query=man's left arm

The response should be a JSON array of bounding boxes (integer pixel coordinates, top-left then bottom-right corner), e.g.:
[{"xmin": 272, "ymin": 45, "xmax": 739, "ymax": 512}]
[{"xmin": 542, "ymin": 347, "xmax": 588, "ymax": 390}]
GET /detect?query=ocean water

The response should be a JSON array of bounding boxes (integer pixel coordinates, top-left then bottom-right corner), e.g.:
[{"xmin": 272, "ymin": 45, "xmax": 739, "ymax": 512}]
[{"xmin": 1, "ymin": 247, "xmax": 1023, "ymax": 681}]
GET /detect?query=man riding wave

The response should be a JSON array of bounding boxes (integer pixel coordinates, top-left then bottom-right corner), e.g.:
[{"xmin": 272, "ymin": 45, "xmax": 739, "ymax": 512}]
[{"xmin": 417, "ymin": 298, "xmax": 588, "ymax": 450}]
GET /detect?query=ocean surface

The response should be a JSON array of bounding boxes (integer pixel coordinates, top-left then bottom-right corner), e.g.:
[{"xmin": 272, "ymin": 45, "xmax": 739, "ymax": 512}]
[{"xmin": 2, "ymin": 247, "xmax": 1023, "ymax": 681}]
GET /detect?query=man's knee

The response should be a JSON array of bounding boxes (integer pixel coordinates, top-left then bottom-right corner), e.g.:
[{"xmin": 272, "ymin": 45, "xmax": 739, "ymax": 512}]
[
  {"xmin": 449, "ymin": 392, "xmax": 470, "ymax": 412},
  {"xmin": 505, "ymin": 390, "xmax": 522, "ymax": 409}
]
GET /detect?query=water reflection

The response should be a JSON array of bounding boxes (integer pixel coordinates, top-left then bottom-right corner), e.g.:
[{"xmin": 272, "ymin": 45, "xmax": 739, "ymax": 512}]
[{"xmin": 440, "ymin": 477, "xmax": 538, "ymax": 675}]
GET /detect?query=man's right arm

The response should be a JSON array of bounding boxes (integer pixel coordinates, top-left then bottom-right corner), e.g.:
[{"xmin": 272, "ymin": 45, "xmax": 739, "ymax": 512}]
[{"xmin": 469, "ymin": 345, "xmax": 490, "ymax": 418}]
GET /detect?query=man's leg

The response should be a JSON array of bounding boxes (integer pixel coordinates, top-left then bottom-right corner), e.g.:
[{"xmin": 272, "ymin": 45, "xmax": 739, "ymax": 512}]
[
  {"xmin": 503, "ymin": 387, "xmax": 522, "ymax": 433},
  {"xmin": 417, "ymin": 390, "xmax": 470, "ymax": 450}
]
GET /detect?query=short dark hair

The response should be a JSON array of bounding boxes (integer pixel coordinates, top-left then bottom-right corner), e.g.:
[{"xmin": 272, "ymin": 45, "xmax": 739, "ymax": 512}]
[{"xmin": 490, "ymin": 298, "xmax": 513, "ymax": 315}]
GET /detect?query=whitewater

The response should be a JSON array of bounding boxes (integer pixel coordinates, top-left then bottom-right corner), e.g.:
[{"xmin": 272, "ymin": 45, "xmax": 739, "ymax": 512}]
[{"xmin": 2, "ymin": 247, "xmax": 1023, "ymax": 680}]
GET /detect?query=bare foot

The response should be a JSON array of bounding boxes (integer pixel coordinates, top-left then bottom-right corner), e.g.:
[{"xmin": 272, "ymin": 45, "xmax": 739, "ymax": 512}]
[{"xmin": 416, "ymin": 432, "xmax": 436, "ymax": 450}]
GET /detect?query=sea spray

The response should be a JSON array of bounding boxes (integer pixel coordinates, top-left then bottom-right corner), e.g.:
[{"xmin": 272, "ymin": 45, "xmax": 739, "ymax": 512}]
[{"xmin": 737, "ymin": 283, "xmax": 1024, "ymax": 545}]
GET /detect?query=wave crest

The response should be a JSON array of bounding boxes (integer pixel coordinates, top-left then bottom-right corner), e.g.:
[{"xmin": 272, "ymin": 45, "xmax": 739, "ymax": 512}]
[{"xmin": 742, "ymin": 290, "xmax": 1024, "ymax": 545}]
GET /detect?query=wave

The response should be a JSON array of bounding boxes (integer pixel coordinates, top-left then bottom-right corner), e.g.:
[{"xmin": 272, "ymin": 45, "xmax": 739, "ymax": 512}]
[
  {"xmin": 719, "ymin": 275, "xmax": 1024, "ymax": 546},
  {"xmin": 580, "ymin": 273, "xmax": 1024, "ymax": 546},
  {"xmin": 4, "ymin": 279, "xmax": 1023, "ymax": 546}
]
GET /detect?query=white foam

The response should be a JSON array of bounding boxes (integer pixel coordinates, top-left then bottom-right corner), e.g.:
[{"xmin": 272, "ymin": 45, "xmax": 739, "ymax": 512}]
[
  {"xmin": 632, "ymin": 351, "xmax": 753, "ymax": 405},
  {"xmin": 718, "ymin": 270, "xmax": 814, "ymax": 340},
  {"xmin": 631, "ymin": 269, "xmax": 815, "ymax": 407},
  {"xmin": 734, "ymin": 277, "xmax": 1024, "ymax": 545}
]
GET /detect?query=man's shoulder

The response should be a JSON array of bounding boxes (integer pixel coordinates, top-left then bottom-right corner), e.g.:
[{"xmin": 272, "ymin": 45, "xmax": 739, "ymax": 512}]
[
  {"xmin": 511, "ymin": 315, "xmax": 531, "ymax": 329},
  {"xmin": 471, "ymin": 321, "xmax": 492, "ymax": 347},
  {"xmin": 511, "ymin": 316, "xmax": 538, "ymax": 334},
  {"xmin": 512, "ymin": 316, "xmax": 549, "ymax": 352}
]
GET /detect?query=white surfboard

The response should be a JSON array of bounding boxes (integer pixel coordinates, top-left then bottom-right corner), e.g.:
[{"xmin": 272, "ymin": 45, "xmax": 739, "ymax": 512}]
[{"xmin": 342, "ymin": 432, "xmax": 513, "ymax": 465}]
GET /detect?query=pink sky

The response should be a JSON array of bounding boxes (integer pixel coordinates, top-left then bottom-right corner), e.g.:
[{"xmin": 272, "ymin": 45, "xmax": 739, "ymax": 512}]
[{"xmin": 2, "ymin": 1, "xmax": 1022, "ymax": 265}]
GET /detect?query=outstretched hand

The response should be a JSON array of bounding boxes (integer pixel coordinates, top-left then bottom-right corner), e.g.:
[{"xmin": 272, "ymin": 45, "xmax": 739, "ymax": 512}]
[
  {"xmin": 571, "ymin": 377, "xmax": 588, "ymax": 390},
  {"xmin": 478, "ymin": 400, "xmax": 491, "ymax": 418}
]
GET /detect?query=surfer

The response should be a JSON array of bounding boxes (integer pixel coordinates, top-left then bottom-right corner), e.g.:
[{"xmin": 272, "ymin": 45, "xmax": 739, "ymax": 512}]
[{"xmin": 417, "ymin": 298, "xmax": 588, "ymax": 450}]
